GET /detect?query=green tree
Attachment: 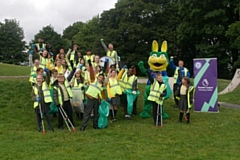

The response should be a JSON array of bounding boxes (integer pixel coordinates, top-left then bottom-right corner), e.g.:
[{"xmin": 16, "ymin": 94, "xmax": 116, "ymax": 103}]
[
  {"xmin": 99, "ymin": 0, "xmax": 180, "ymax": 71},
  {"xmin": 226, "ymin": 1, "xmax": 240, "ymax": 68},
  {"xmin": 32, "ymin": 25, "xmax": 65, "ymax": 55},
  {"xmin": 0, "ymin": 19, "xmax": 26, "ymax": 64},
  {"xmin": 177, "ymin": 0, "xmax": 239, "ymax": 78},
  {"xmin": 72, "ymin": 16, "xmax": 103, "ymax": 55}
]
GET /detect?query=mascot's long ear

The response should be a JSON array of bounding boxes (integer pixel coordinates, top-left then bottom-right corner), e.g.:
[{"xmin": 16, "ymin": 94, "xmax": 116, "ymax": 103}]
[
  {"xmin": 161, "ymin": 41, "xmax": 167, "ymax": 52},
  {"xmin": 152, "ymin": 40, "xmax": 159, "ymax": 52}
]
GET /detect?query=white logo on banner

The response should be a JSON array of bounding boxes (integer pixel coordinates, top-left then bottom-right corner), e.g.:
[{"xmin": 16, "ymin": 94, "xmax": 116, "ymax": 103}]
[
  {"xmin": 198, "ymin": 78, "xmax": 213, "ymax": 92},
  {"xmin": 195, "ymin": 62, "xmax": 202, "ymax": 69},
  {"xmin": 202, "ymin": 79, "xmax": 209, "ymax": 87}
]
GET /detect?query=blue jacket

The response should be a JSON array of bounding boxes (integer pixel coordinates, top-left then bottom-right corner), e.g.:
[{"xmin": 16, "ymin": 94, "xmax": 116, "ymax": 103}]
[{"xmin": 170, "ymin": 60, "xmax": 190, "ymax": 84}]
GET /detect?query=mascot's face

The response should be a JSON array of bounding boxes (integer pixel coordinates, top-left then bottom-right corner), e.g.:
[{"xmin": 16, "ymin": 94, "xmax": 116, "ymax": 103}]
[
  {"xmin": 148, "ymin": 40, "xmax": 169, "ymax": 71},
  {"xmin": 148, "ymin": 52, "xmax": 168, "ymax": 71}
]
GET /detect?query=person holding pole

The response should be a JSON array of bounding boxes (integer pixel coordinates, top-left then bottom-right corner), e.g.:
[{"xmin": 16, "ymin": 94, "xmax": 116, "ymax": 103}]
[
  {"xmin": 32, "ymin": 74, "xmax": 54, "ymax": 133},
  {"xmin": 147, "ymin": 69, "xmax": 167, "ymax": 126},
  {"xmin": 175, "ymin": 76, "xmax": 195, "ymax": 124},
  {"xmin": 169, "ymin": 57, "xmax": 190, "ymax": 108},
  {"xmin": 53, "ymin": 73, "xmax": 74, "ymax": 130}
]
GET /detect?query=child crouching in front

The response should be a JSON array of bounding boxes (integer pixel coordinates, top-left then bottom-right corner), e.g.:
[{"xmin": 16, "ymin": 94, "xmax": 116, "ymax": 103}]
[{"xmin": 175, "ymin": 76, "xmax": 195, "ymax": 124}]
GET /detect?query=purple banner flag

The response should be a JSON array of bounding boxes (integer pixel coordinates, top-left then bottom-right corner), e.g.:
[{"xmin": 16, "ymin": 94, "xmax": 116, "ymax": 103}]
[{"xmin": 193, "ymin": 58, "xmax": 218, "ymax": 112}]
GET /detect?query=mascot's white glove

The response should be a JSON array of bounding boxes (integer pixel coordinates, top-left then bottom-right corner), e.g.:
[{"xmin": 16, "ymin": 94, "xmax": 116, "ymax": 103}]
[
  {"xmin": 170, "ymin": 56, "xmax": 174, "ymax": 60},
  {"xmin": 132, "ymin": 91, "xmax": 136, "ymax": 95}
]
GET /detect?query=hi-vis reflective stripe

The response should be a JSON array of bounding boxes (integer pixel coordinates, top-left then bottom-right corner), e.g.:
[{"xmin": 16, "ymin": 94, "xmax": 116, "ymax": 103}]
[
  {"xmin": 90, "ymin": 81, "xmax": 101, "ymax": 92},
  {"xmin": 126, "ymin": 76, "xmax": 137, "ymax": 87},
  {"xmin": 110, "ymin": 80, "xmax": 120, "ymax": 88}
]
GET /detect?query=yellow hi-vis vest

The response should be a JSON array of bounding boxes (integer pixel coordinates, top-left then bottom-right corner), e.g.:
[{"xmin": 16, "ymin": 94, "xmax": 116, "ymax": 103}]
[
  {"xmin": 119, "ymin": 70, "xmax": 128, "ymax": 92},
  {"xmin": 126, "ymin": 75, "xmax": 137, "ymax": 90},
  {"xmin": 65, "ymin": 57, "xmax": 73, "ymax": 71},
  {"xmin": 40, "ymin": 56, "xmax": 48, "ymax": 69},
  {"xmin": 29, "ymin": 66, "xmax": 37, "ymax": 82},
  {"xmin": 147, "ymin": 80, "xmax": 166, "ymax": 105},
  {"xmin": 55, "ymin": 65, "xmax": 64, "ymax": 74},
  {"xmin": 84, "ymin": 71, "xmax": 90, "ymax": 85},
  {"xmin": 187, "ymin": 86, "xmax": 195, "ymax": 109},
  {"xmin": 107, "ymin": 50, "xmax": 117, "ymax": 62},
  {"xmin": 35, "ymin": 43, "xmax": 46, "ymax": 53},
  {"xmin": 29, "ymin": 65, "xmax": 45, "ymax": 83},
  {"xmin": 173, "ymin": 67, "xmax": 188, "ymax": 83},
  {"xmin": 33, "ymin": 82, "xmax": 52, "ymax": 108},
  {"xmin": 86, "ymin": 79, "xmax": 103, "ymax": 99},
  {"xmin": 176, "ymin": 85, "xmax": 195, "ymax": 109},
  {"xmin": 108, "ymin": 77, "xmax": 122, "ymax": 98},
  {"xmin": 70, "ymin": 51, "xmax": 76, "ymax": 61},
  {"xmin": 72, "ymin": 78, "xmax": 85, "ymax": 100},
  {"xmin": 84, "ymin": 55, "xmax": 94, "ymax": 63},
  {"xmin": 54, "ymin": 80, "xmax": 73, "ymax": 106}
]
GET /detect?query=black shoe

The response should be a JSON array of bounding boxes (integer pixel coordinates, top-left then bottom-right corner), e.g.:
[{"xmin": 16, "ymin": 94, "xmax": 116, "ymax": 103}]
[
  {"xmin": 37, "ymin": 128, "xmax": 41, "ymax": 132},
  {"xmin": 94, "ymin": 126, "xmax": 99, "ymax": 129},
  {"xmin": 177, "ymin": 120, "xmax": 182, "ymax": 123},
  {"xmin": 49, "ymin": 128, "xmax": 54, "ymax": 132},
  {"xmin": 58, "ymin": 127, "xmax": 63, "ymax": 130},
  {"xmin": 80, "ymin": 127, "xmax": 85, "ymax": 131}
]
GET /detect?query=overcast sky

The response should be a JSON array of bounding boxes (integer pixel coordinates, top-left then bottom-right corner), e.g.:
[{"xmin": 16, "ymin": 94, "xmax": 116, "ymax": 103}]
[{"xmin": 0, "ymin": 0, "xmax": 117, "ymax": 43}]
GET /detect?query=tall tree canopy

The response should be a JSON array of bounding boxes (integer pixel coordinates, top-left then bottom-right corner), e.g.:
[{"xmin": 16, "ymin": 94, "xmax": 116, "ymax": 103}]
[
  {"xmin": 0, "ymin": 19, "xmax": 26, "ymax": 64},
  {"xmin": 32, "ymin": 25, "xmax": 66, "ymax": 54}
]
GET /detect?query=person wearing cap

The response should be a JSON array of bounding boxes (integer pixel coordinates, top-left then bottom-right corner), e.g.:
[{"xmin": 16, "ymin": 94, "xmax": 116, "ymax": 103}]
[
  {"xmin": 169, "ymin": 57, "xmax": 190, "ymax": 108},
  {"xmin": 100, "ymin": 39, "xmax": 117, "ymax": 63},
  {"xmin": 147, "ymin": 70, "xmax": 167, "ymax": 126}
]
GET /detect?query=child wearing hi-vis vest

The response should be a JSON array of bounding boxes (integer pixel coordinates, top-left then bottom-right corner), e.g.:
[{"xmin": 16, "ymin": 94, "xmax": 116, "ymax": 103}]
[
  {"xmin": 175, "ymin": 76, "xmax": 195, "ymax": 124},
  {"xmin": 70, "ymin": 69, "xmax": 85, "ymax": 120},
  {"xmin": 32, "ymin": 75, "xmax": 54, "ymax": 132},
  {"xmin": 53, "ymin": 73, "xmax": 74, "ymax": 130},
  {"xmin": 106, "ymin": 69, "xmax": 122, "ymax": 122},
  {"xmin": 147, "ymin": 70, "xmax": 167, "ymax": 126},
  {"xmin": 80, "ymin": 60, "xmax": 105, "ymax": 131}
]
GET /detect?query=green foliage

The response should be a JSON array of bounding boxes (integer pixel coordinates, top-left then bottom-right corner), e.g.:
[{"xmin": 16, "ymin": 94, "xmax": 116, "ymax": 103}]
[
  {"xmin": 0, "ymin": 19, "xmax": 26, "ymax": 64},
  {"xmin": 0, "ymin": 79, "xmax": 240, "ymax": 159},
  {"xmin": 177, "ymin": 0, "xmax": 240, "ymax": 78},
  {"xmin": 32, "ymin": 25, "xmax": 66, "ymax": 54}
]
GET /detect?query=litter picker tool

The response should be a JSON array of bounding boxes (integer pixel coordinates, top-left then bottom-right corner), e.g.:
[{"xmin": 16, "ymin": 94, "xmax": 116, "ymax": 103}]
[
  {"xmin": 38, "ymin": 99, "xmax": 46, "ymax": 134},
  {"xmin": 59, "ymin": 105, "xmax": 76, "ymax": 132}
]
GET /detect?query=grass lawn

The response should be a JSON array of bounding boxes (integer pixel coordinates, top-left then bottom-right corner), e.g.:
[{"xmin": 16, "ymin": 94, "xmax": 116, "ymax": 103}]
[
  {"xmin": 0, "ymin": 78, "xmax": 240, "ymax": 160},
  {"xmin": 0, "ymin": 63, "xmax": 30, "ymax": 76}
]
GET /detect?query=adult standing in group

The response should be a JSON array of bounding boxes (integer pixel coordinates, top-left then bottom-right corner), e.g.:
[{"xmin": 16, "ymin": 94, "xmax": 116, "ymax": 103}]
[
  {"xmin": 169, "ymin": 57, "xmax": 190, "ymax": 108},
  {"xmin": 100, "ymin": 39, "xmax": 118, "ymax": 64},
  {"xmin": 83, "ymin": 50, "xmax": 95, "ymax": 64},
  {"xmin": 34, "ymin": 37, "xmax": 46, "ymax": 60}
]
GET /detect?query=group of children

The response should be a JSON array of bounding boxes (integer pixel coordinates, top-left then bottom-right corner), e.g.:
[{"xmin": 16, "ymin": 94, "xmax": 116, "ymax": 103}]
[
  {"xmin": 29, "ymin": 42, "xmax": 195, "ymax": 132},
  {"xmin": 29, "ymin": 44, "xmax": 140, "ymax": 132}
]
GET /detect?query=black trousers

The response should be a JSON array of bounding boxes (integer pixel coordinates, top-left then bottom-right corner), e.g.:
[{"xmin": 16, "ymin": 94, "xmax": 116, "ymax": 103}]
[
  {"xmin": 123, "ymin": 93, "xmax": 138, "ymax": 115},
  {"xmin": 58, "ymin": 100, "xmax": 74, "ymax": 128},
  {"xmin": 36, "ymin": 111, "xmax": 52, "ymax": 129},
  {"xmin": 82, "ymin": 98, "xmax": 99, "ymax": 128},
  {"xmin": 152, "ymin": 102, "xmax": 161, "ymax": 125},
  {"xmin": 173, "ymin": 83, "xmax": 180, "ymax": 106}
]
